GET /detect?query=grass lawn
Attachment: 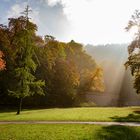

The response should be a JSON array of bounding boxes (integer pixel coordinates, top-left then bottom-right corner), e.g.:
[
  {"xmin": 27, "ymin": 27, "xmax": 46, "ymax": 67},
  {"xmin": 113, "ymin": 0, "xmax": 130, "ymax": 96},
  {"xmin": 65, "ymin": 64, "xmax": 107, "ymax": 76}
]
[
  {"xmin": 0, "ymin": 124, "xmax": 140, "ymax": 140},
  {"xmin": 1, "ymin": 107, "xmax": 140, "ymax": 122}
]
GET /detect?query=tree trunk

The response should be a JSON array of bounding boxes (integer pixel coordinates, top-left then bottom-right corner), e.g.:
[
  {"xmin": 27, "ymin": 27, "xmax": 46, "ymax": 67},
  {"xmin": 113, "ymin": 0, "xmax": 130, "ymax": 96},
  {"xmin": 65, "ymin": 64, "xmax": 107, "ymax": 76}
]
[{"xmin": 17, "ymin": 98, "xmax": 23, "ymax": 115}]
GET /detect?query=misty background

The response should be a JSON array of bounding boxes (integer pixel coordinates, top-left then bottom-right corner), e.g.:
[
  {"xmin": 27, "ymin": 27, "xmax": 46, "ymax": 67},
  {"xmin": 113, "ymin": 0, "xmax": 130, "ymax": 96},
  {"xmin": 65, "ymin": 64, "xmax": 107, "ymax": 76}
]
[{"xmin": 85, "ymin": 44, "xmax": 140, "ymax": 106}]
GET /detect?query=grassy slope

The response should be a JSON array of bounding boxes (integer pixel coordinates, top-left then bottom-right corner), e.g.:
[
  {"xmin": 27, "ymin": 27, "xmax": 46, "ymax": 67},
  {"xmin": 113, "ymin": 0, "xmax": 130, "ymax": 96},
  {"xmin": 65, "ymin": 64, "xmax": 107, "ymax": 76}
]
[
  {"xmin": 0, "ymin": 124, "xmax": 140, "ymax": 140},
  {"xmin": 0, "ymin": 107, "xmax": 140, "ymax": 122}
]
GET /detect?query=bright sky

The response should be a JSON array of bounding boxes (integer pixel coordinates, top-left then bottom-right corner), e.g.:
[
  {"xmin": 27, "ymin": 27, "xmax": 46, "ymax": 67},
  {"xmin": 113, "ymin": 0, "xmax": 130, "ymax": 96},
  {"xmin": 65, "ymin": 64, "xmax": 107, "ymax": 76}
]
[{"xmin": 0, "ymin": 0, "xmax": 140, "ymax": 44}]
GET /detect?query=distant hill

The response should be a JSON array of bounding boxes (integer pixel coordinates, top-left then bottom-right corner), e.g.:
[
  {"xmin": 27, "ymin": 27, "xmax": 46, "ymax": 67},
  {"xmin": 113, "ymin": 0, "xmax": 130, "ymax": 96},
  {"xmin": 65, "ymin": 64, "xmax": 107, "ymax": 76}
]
[{"xmin": 85, "ymin": 44, "xmax": 140, "ymax": 106}]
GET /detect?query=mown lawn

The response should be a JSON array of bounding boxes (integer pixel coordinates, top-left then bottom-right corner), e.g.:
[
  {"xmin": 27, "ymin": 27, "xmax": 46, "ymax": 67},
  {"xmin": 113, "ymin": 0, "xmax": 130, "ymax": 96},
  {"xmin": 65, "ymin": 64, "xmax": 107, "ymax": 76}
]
[
  {"xmin": 0, "ymin": 124, "xmax": 140, "ymax": 140},
  {"xmin": 1, "ymin": 107, "xmax": 140, "ymax": 122}
]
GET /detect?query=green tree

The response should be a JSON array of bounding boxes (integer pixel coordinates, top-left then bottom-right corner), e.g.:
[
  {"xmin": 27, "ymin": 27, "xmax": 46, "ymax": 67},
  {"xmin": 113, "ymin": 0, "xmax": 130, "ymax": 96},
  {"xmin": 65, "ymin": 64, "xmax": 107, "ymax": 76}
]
[
  {"xmin": 125, "ymin": 10, "xmax": 140, "ymax": 94},
  {"xmin": 8, "ymin": 6, "xmax": 45, "ymax": 114}
]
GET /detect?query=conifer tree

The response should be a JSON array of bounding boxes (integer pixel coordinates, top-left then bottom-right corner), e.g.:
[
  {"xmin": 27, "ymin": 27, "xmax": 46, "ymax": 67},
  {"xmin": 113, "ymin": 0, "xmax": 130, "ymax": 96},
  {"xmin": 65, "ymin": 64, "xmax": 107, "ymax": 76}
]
[{"xmin": 9, "ymin": 6, "xmax": 45, "ymax": 114}]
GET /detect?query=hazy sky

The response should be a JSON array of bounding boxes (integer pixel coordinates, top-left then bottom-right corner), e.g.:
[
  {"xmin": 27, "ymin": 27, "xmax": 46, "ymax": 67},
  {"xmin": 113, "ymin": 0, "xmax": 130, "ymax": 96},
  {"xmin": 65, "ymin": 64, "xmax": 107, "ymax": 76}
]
[{"xmin": 0, "ymin": 0, "xmax": 140, "ymax": 44}]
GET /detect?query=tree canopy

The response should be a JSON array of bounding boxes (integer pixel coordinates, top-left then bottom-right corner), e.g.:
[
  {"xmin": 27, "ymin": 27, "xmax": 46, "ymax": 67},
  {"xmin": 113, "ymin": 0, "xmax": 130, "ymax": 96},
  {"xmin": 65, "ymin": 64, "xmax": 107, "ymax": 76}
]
[
  {"xmin": 0, "ymin": 6, "xmax": 104, "ymax": 111},
  {"xmin": 125, "ymin": 10, "xmax": 140, "ymax": 94}
]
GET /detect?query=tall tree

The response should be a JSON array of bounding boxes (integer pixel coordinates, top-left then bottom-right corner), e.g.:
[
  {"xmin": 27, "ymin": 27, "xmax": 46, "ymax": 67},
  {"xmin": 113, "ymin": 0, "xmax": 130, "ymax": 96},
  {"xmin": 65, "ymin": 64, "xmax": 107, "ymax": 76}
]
[
  {"xmin": 125, "ymin": 10, "xmax": 140, "ymax": 94},
  {"xmin": 66, "ymin": 40, "xmax": 104, "ymax": 92},
  {"xmin": 8, "ymin": 6, "xmax": 45, "ymax": 114},
  {"xmin": 48, "ymin": 59, "xmax": 80, "ymax": 107},
  {"xmin": 0, "ymin": 24, "xmax": 16, "ymax": 106},
  {"xmin": 35, "ymin": 40, "xmax": 78, "ymax": 107}
]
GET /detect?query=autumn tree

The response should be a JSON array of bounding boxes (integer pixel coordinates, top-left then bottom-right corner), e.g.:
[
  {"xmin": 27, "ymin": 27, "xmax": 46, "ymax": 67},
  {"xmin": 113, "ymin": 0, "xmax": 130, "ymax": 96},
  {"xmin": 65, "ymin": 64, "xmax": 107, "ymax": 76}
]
[
  {"xmin": 34, "ymin": 39, "xmax": 104, "ymax": 107},
  {"xmin": 0, "ymin": 24, "xmax": 16, "ymax": 106},
  {"xmin": 0, "ymin": 51, "xmax": 6, "ymax": 71},
  {"xmin": 125, "ymin": 10, "xmax": 140, "ymax": 94},
  {"xmin": 66, "ymin": 40, "xmax": 104, "ymax": 93},
  {"xmin": 79, "ymin": 67, "xmax": 104, "ymax": 92},
  {"xmin": 47, "ymin": 59, "xmax": 80, "ymax": 107},
  {"xmin": 35, "ymin": 40, "xmax": 78, "ymax": 107}
]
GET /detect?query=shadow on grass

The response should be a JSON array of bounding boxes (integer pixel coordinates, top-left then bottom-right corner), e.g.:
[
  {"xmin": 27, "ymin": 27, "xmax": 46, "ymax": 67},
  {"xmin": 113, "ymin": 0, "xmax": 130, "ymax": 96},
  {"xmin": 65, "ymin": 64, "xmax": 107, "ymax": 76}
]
[
  {"xmin": 95, "ymin": 125, "xmax": 140, "ymax": 140},
  {"xmin": 0, "ymin": 109, "xmax": 16, "ymax": 113},
  {"xmin": 94, "ymin": 109, "xmax": 140, "ymax": 140},
  {"xmin": 110, "ymin": 109, "xmax": 140, "ymax": 122}
]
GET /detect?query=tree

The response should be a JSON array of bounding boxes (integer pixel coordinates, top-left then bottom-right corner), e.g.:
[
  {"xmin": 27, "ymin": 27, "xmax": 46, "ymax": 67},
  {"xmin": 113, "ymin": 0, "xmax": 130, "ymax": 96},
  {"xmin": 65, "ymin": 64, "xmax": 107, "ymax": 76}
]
[
  {"xmin": 47, "ymin": 59, "xmax": 79, "ymax": 107},
  {"xmin": 44, "ymin": 35, "xmax": 55, "ymax": 43},
  {"xmin": 0, "ymin": 51, "xmax": 6, "ymax": 71},
  {"xmin": 35, "ymin": 40, "xmax": 79, "ymax": 107},
  {"xmin": 8, "ymin": 6, "xmax": 45, "ymax": 114},
  {"xmin": 66, "ymin": 40, "xmax": 104, "ymax": 93},
  {"xmin": 0, "ymin": 24, "xmax": 17, "ymax": 106},
  {"xmin": 79, "ymin": 67, "xmax": 104, "ymax": 92},
  {"xmin": 125, "ymin": 10, "xmax": 140, "ymax": 94},
  {"xmin": 34, "ymin": 39, "xmax": 104, "ymax": 107},
  {"xmin": 0, "ymin": 6, "xmax": 104, "ymax": 108}
]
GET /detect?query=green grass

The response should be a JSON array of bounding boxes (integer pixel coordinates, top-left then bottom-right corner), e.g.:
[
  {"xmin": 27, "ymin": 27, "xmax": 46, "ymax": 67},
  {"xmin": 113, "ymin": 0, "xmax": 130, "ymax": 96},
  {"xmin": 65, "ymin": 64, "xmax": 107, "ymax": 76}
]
[
  {"xmin": 1, "ymin": 107, "xmax": 140, "ymax": 122},
  {"xmin": 0, "ymin": 124, "xmax": 140, "ymax": 140}
]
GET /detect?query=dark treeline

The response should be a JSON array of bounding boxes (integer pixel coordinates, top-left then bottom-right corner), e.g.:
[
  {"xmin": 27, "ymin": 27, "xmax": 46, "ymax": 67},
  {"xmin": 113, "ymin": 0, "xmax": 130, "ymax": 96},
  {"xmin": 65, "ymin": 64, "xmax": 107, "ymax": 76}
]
[{"xmin": 0, "ymin": 10, "xmax": 104, "ymax": 112}]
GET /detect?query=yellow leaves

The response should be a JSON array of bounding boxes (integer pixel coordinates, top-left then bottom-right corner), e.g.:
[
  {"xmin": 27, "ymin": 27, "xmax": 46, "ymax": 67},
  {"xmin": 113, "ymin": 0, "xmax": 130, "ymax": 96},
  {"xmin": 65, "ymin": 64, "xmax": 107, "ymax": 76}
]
[
  {"xmin": 89, "ymin": 67, "xmax": 105, "ymax": 92},
  {"xmin": 79, "ymin": 66, "xmax": 105, "ymax": 92}
]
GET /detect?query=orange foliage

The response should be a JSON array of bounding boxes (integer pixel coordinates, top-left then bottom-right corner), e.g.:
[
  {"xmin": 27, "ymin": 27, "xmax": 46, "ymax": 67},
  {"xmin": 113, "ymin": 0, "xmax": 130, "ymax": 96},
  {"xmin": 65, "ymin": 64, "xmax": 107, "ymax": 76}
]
[{"xmin": 0, "ymin": 51, "xmax": 6, "ymax": 70}]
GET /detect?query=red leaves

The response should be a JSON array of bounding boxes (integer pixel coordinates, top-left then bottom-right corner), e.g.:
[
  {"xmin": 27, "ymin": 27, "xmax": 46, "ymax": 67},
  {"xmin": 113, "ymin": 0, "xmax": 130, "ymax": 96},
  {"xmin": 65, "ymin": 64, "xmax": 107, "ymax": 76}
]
[{"xmin": 0, "ymin": 51, "xmax": 6, "ymax": 71}]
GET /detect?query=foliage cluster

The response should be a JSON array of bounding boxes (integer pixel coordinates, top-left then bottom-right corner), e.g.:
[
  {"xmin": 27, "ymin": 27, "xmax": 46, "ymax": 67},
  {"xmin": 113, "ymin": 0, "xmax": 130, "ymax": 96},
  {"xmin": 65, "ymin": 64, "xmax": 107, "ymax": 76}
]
[
  {"xmin": 125, "ymin": 10, "xmax": 140, "ymax": 94},
  {"xmin": 0, "ymin": 7, "xmax": 104, "ymax": 113}
]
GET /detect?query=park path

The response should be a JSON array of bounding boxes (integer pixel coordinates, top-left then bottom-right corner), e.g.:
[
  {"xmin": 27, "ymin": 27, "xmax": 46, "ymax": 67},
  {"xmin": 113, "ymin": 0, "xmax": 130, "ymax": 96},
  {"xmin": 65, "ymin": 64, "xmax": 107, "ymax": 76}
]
[{"xmin": 0, "ymin": 121, "xmax": 140, "ymax": 126}]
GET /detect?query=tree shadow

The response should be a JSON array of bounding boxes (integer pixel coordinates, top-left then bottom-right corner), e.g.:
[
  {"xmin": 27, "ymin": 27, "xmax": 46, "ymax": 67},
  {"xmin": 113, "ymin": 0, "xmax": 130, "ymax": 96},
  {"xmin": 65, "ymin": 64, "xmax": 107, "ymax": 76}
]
[
  {"xmin": 95, "ymin": 125, "xmax": 140, "ymax": 140},
  {"xmin": 0, "ymin": 108, "xmax": 16, "ymax": 113},
  {"xmin": 110, "ymin": 110, "xmax": 140, "ymax": 122},
  {"xmin": 94, "ymin": 110, "xmax": 140, "ymax": 140}
]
